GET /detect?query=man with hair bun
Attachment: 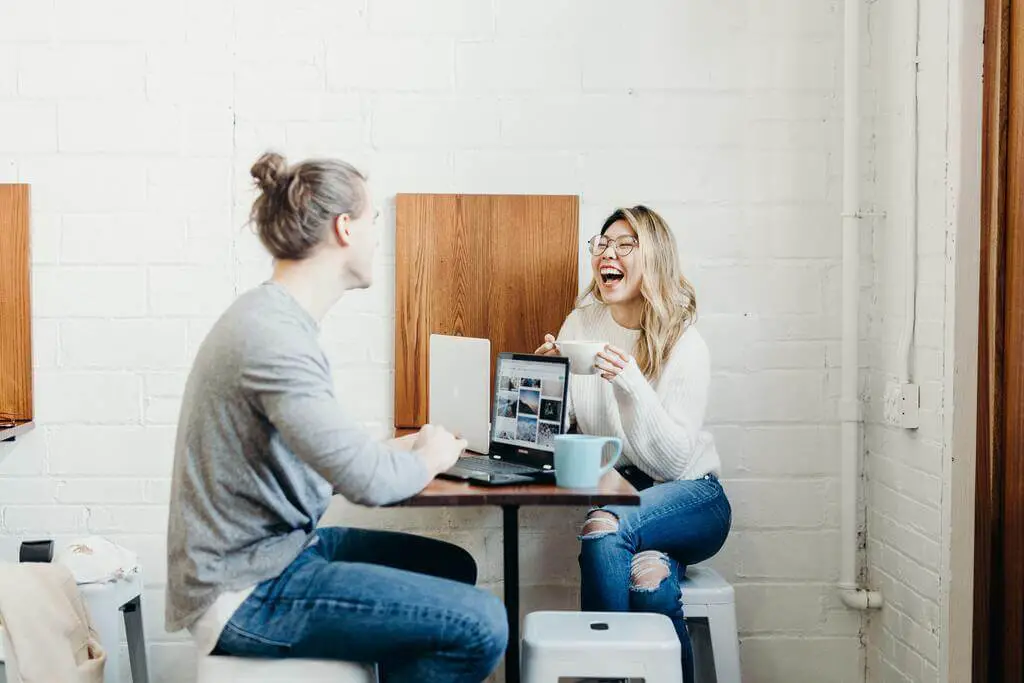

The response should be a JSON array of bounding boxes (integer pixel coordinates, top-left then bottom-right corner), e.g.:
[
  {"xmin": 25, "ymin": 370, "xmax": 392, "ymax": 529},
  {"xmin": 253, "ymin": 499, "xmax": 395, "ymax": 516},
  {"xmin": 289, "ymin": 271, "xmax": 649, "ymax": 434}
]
[{"xmin": 165, "ymin": 152, "xmax": 507, "ymax": 683}]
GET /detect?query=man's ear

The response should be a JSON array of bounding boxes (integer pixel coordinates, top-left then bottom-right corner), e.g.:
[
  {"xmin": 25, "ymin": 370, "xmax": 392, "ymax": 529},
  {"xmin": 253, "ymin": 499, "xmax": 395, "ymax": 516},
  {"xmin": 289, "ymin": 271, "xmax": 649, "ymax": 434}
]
[{"xmin": 333, "ymin": 214, "xmax": 352, "ymax": 246}]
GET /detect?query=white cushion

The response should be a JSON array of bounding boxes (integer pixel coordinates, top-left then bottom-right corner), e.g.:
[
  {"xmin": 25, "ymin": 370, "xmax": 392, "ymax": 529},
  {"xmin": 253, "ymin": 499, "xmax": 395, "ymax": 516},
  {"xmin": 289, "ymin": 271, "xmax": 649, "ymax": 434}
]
[
  {"xmin": 679, "ymin": 565, "xmax": 735, "ymax": 606},
  {"xmin": 523, "ymin": 611, "xmax": 679, "ymax": 652},
  {"xmin": 197, "ymin": 655, "xmax": 375, "ymax": 683},
  {"xmin": 521, "ymin": 612, "xmax": 681, "ymax": 682}
]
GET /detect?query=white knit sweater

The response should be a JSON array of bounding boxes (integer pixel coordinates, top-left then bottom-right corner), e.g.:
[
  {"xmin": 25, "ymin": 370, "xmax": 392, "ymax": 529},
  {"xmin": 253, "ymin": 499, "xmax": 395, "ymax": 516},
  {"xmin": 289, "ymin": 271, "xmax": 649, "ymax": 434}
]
[{"xmin": 557, "ymin": 303, "xmax": 721, "ymax": 482}]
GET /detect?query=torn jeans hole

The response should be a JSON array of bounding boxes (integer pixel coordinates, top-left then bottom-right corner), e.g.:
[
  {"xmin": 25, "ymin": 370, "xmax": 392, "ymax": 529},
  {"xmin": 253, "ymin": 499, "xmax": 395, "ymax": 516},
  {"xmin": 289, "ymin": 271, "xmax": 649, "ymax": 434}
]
[
  {"xmin": 579, "ymin": 510, "xmax": 620, "ymax": 540},
  {"xmin": 629, "ymin": 550, "xmax": 670, "ymax": 592}
]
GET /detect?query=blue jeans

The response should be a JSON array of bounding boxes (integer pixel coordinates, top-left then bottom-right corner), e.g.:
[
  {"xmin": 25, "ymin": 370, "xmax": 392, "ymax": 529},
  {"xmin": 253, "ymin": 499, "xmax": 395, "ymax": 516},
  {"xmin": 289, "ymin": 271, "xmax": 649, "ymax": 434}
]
[
  {"xmin": 578, "ymin": 474, "xmax": 731, "ymax": 683},
  {"xmin": 213, "ymin": 527, "xmax": 508, "ymax": 683}
]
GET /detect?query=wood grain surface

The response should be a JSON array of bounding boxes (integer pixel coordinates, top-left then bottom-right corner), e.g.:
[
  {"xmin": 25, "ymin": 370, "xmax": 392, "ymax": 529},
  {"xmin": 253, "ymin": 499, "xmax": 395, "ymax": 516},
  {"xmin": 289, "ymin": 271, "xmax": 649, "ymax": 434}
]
[
  {"xmin": 399, "ymin": 469, "xmax": 639, "ymax": 508},
  {"xmin": 394, "ymin": 194, "xmax": 579, "ymax": 428},
  {"xmin": 0, "ymin": 184, "xmax": 32, "ymax": 423},
  {"xmin": 976, "ymin": 1, "xmax": 1024, "ymax": 679}
]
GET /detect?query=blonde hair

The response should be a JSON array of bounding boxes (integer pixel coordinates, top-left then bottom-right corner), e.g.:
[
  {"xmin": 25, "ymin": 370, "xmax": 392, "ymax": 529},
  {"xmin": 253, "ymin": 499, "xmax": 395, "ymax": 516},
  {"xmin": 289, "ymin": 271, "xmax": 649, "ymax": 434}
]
[{"xmin": 580, "ymin": 205, "xmax": 697, "ymax": 380}]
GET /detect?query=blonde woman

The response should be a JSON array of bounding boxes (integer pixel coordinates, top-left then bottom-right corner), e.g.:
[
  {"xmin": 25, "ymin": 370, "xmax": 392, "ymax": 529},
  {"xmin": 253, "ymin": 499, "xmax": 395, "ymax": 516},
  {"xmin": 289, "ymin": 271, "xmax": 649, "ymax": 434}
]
[{"xmin": 535, "ymin": 206, "xmax": 730, "ymax": 683}]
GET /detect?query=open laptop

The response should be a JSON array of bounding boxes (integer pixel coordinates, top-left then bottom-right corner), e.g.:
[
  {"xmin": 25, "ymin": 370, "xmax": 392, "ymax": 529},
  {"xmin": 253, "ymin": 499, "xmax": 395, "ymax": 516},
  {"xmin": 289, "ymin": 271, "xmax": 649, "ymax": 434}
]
[{"xmin": 428, "ymin": 334, "xmax": 571, "ymax": 486}]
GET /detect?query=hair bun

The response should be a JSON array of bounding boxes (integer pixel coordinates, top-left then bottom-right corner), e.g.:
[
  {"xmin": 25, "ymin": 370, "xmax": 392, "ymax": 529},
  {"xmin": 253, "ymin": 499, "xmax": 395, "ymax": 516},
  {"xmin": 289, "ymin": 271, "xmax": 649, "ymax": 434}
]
[
  {"xmin": 250, "ymin": 152, "xmax": 289, "ymax": 193},
  {"xmin": 248, "ymin": 151, "xmax": 367, "ymax": 261}
]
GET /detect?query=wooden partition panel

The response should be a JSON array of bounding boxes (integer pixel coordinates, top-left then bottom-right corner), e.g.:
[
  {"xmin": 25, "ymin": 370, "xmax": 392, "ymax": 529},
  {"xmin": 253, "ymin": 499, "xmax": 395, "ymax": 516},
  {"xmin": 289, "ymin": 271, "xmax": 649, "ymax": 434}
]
[
  {"xmin": 976, "ymin": 0, "xmax": 1024, "ymax": 679},
  {"xmin": 395, "ymin": 194, "xmax": 579, "ymax": 429},
  {"xmin": 0, "ymin": 184, "xmax": 32, "ymax": 424}
]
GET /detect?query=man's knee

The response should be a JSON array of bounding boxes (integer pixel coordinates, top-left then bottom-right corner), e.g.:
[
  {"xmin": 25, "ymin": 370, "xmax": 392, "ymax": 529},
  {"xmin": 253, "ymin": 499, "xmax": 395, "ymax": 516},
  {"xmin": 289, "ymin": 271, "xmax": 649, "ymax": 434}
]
[
  {"xmin": 580, "ymin": 510, "xmax": 619, "ymax": 540},
  {"xmin": 461, "ymin": 590, "xmax": 508, "ymax": 671}
]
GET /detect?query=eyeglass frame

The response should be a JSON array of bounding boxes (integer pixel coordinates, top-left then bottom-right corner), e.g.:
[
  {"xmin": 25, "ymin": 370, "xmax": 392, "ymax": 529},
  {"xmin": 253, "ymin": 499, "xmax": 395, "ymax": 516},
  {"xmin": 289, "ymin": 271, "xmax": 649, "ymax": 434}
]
[{"xmin": 587, "ymin": 234, "xmax": 639, "ymax": 257}]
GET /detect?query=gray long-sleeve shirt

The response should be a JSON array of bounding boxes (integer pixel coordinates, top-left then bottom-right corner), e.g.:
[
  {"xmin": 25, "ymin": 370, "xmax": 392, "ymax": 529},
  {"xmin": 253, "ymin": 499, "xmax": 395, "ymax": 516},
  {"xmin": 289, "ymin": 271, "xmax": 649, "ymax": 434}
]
[{"xmin": 165, "ymin": 281, "xmax": 430, "ymax": 632}]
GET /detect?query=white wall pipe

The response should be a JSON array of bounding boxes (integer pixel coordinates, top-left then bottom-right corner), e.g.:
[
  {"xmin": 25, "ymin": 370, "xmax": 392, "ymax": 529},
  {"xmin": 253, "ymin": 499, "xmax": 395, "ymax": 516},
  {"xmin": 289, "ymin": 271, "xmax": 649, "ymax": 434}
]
[
  {"xmin": 839, "ymin": 0, "xmax": 883, "ymax": 611},
  {"xmin": 896, "ymin": 0, "xmax": 921, "ymax": 385}
]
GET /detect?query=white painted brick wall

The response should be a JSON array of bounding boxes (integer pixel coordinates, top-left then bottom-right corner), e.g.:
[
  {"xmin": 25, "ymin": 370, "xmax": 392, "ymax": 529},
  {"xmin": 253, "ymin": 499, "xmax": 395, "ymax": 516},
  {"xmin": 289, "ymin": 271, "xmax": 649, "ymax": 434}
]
[
  {"xmin": 371, "ymin": 95, "xmax": 501, "ymax": 148},
  {"xmin": 20, "ymin": 156, "xmax": 150, "ymax": 212},
  {"xmin": 456, "ymin": 40, "xmax": 583, "ymax": 91},
  {"xmin": 17, "ymin": 45, "xmax": 147, "ymax": 99},
  {"xmin": 60, "ymin": 320, "xmax": 190, "ymax": 370},
  {"xmin": 34, "ymin": 372, "xmax": 143, "ymax": 424},
  {"xmin": 0, "ymin": 1, "xmax": 867, "ymax": 681},
  {"xmin": 863, "ymin": 1, "xmax": 957, "ymax": 682},
  {"xmin": 327, "ymin": 37, "xmax": 454, "ymax": 91},
  {"xmin": 0, "ymin": 103, "xmax": 57, "ymax": 153},
  {"xmin": 370, "ymin": 0, "xmax": 493, "ymax": 36},
  {"xmin": 32, "ymin": 266, "xmax": 148, "ymax": 318}
]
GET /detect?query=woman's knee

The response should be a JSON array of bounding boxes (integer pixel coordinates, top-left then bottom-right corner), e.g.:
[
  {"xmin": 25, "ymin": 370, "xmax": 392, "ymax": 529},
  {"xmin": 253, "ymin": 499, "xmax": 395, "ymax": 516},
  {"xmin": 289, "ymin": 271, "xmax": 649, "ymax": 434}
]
[
  {"xmin": 627, "ymin": 551, "xmax": 679, "ymax": 614},
  {"xmin": 631, "ymin": 550, "xmax": 671, "ymax": 589}
]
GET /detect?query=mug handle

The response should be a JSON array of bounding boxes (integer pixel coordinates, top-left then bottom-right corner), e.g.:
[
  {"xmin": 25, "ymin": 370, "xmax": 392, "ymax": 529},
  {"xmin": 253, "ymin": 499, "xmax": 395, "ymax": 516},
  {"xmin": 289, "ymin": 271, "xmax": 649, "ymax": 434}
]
[{"xmin": 598, "ymin": 438, "xmax": 623, "ymax": 476}]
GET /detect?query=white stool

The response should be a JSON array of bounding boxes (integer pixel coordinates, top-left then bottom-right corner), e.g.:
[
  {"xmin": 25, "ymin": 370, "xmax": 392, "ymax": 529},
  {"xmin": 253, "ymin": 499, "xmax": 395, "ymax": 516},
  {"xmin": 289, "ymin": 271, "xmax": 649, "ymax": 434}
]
[
  {"xmin": 197, "ymin": 656, "xmax": 376, "ymax": 683},
  {"xmin": 77, "ymin": 571, "xmax": 149, "ymax": 683},
  {"xmin": 681, "ymin": 565, "xmax": 741, "ymax": 683},
  {"xmin": 521, "ymin": 611, "xmax": 682, "ymax": 682}
]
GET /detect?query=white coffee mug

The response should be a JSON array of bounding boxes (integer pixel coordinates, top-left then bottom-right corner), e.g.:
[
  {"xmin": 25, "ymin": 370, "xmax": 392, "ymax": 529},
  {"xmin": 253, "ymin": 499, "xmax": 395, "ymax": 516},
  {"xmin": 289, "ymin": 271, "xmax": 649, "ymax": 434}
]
[{"xmin": 555, "ymin": 340, "xmax": 606, "ymax": 375}]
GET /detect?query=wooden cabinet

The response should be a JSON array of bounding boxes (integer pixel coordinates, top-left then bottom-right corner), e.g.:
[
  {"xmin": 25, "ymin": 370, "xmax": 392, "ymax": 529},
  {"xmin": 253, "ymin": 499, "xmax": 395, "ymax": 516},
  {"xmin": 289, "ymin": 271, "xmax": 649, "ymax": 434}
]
[
  {"xmin": 394, "ymin": 193, "xmax": 579, "ymax": 429},
  {"xmin": 0, "ymin": 184, "xmax": 33, "ymax": 440},
  {"xmin": 976, "ymin": 0, "xmax": 1024, "ymax": 678}
]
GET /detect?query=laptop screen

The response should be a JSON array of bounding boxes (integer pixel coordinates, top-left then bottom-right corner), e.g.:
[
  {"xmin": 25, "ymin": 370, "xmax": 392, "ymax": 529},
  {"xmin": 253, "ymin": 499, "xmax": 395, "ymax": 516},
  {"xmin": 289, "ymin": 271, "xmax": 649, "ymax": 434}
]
[{"xmin": 492, "ymin": 355, "xmax": 568, "ymax": 453}]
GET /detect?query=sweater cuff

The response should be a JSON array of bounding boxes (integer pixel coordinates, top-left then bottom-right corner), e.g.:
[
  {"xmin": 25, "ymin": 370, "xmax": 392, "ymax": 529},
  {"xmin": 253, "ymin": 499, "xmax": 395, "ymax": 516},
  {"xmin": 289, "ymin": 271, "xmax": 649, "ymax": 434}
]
[{"xmin": 611, "ymin": 359, "xmax": 649, "ymax": 399}]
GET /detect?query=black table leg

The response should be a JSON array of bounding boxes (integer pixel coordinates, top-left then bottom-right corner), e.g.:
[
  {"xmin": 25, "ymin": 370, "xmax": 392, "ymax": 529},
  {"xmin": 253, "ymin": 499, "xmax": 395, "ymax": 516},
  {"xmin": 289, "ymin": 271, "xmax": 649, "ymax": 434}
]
[{"xmin": 502, "ymin": 504, "xmax": 520, "ymax": 683}]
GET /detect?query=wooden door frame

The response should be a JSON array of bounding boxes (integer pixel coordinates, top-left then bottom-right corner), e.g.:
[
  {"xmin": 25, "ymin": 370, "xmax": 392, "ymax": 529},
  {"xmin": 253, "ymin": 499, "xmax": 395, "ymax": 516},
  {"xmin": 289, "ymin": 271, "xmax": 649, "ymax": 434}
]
[{"xmin": 976, "ymin": 0, "xmax": 1024, "ymax": 679}]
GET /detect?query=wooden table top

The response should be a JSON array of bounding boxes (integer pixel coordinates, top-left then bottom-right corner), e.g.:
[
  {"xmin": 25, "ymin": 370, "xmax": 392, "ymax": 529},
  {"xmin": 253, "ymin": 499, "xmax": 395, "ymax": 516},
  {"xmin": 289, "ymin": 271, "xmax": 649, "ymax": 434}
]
[
  {"xmin": 400, "ymin": 469, "xmax": 640, "ymax": 507},
  {"xmin": 393, "ymin": 429, "xmax": 640, "ymax": 507}
]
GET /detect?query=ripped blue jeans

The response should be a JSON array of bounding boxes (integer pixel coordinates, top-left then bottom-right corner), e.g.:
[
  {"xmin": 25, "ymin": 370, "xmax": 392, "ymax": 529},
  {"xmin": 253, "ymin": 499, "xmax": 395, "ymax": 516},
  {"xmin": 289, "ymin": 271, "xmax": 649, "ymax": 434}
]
[{"xmin": 578, "ymin": 474, "xmax": 731, "ymax": 683}]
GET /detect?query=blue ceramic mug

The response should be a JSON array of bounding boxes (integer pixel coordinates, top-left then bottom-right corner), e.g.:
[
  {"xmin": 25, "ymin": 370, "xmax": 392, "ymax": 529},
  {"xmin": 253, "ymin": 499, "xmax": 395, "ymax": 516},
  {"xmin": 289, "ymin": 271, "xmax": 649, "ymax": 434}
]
[{"xmin": 553, "ymin": 435, "xmax": 623, "ymax": 488}]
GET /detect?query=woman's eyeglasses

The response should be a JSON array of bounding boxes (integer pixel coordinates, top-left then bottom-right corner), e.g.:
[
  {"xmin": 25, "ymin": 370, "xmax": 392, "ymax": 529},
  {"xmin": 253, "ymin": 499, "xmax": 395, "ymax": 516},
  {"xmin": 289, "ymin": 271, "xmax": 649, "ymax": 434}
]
[{"xmin": 588, "ymin": 235, "xmax": 639, "ymax": 257}]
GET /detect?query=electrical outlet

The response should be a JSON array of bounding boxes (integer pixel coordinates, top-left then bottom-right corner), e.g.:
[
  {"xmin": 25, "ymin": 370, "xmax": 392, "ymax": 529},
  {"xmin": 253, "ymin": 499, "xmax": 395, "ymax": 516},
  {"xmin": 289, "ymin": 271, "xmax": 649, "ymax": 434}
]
[{"xmin": 883, "ymin": 381, "xmax": 920, "ymax": 429}]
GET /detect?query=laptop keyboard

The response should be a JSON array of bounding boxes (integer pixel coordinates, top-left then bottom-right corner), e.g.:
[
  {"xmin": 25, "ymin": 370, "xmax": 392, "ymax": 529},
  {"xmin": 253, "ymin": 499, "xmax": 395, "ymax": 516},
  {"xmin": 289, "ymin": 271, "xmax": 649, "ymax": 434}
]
[{"xmin": 450, "ymin": 457, "xmax": 541, "ymax": 476}]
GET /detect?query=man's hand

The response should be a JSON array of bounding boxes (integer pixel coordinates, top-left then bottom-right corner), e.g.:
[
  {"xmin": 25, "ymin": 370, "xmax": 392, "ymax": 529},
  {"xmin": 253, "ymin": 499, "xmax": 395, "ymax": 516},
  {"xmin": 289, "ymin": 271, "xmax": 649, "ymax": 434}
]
[{"xmin": 411, "ymin": 424, "xmax": 466, "ymax": 477}]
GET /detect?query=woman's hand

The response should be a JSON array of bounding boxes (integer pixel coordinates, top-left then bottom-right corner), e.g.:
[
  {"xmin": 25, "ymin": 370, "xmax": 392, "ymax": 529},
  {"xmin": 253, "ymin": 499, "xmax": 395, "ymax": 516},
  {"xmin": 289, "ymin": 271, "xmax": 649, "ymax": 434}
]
[
  {"xmin": 595, "ymin": 344, "xmax": 633, "ymax": 382},
  {"xmin": 534, "ymin": 334, "xmax": 560, "ymax": 356}
]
